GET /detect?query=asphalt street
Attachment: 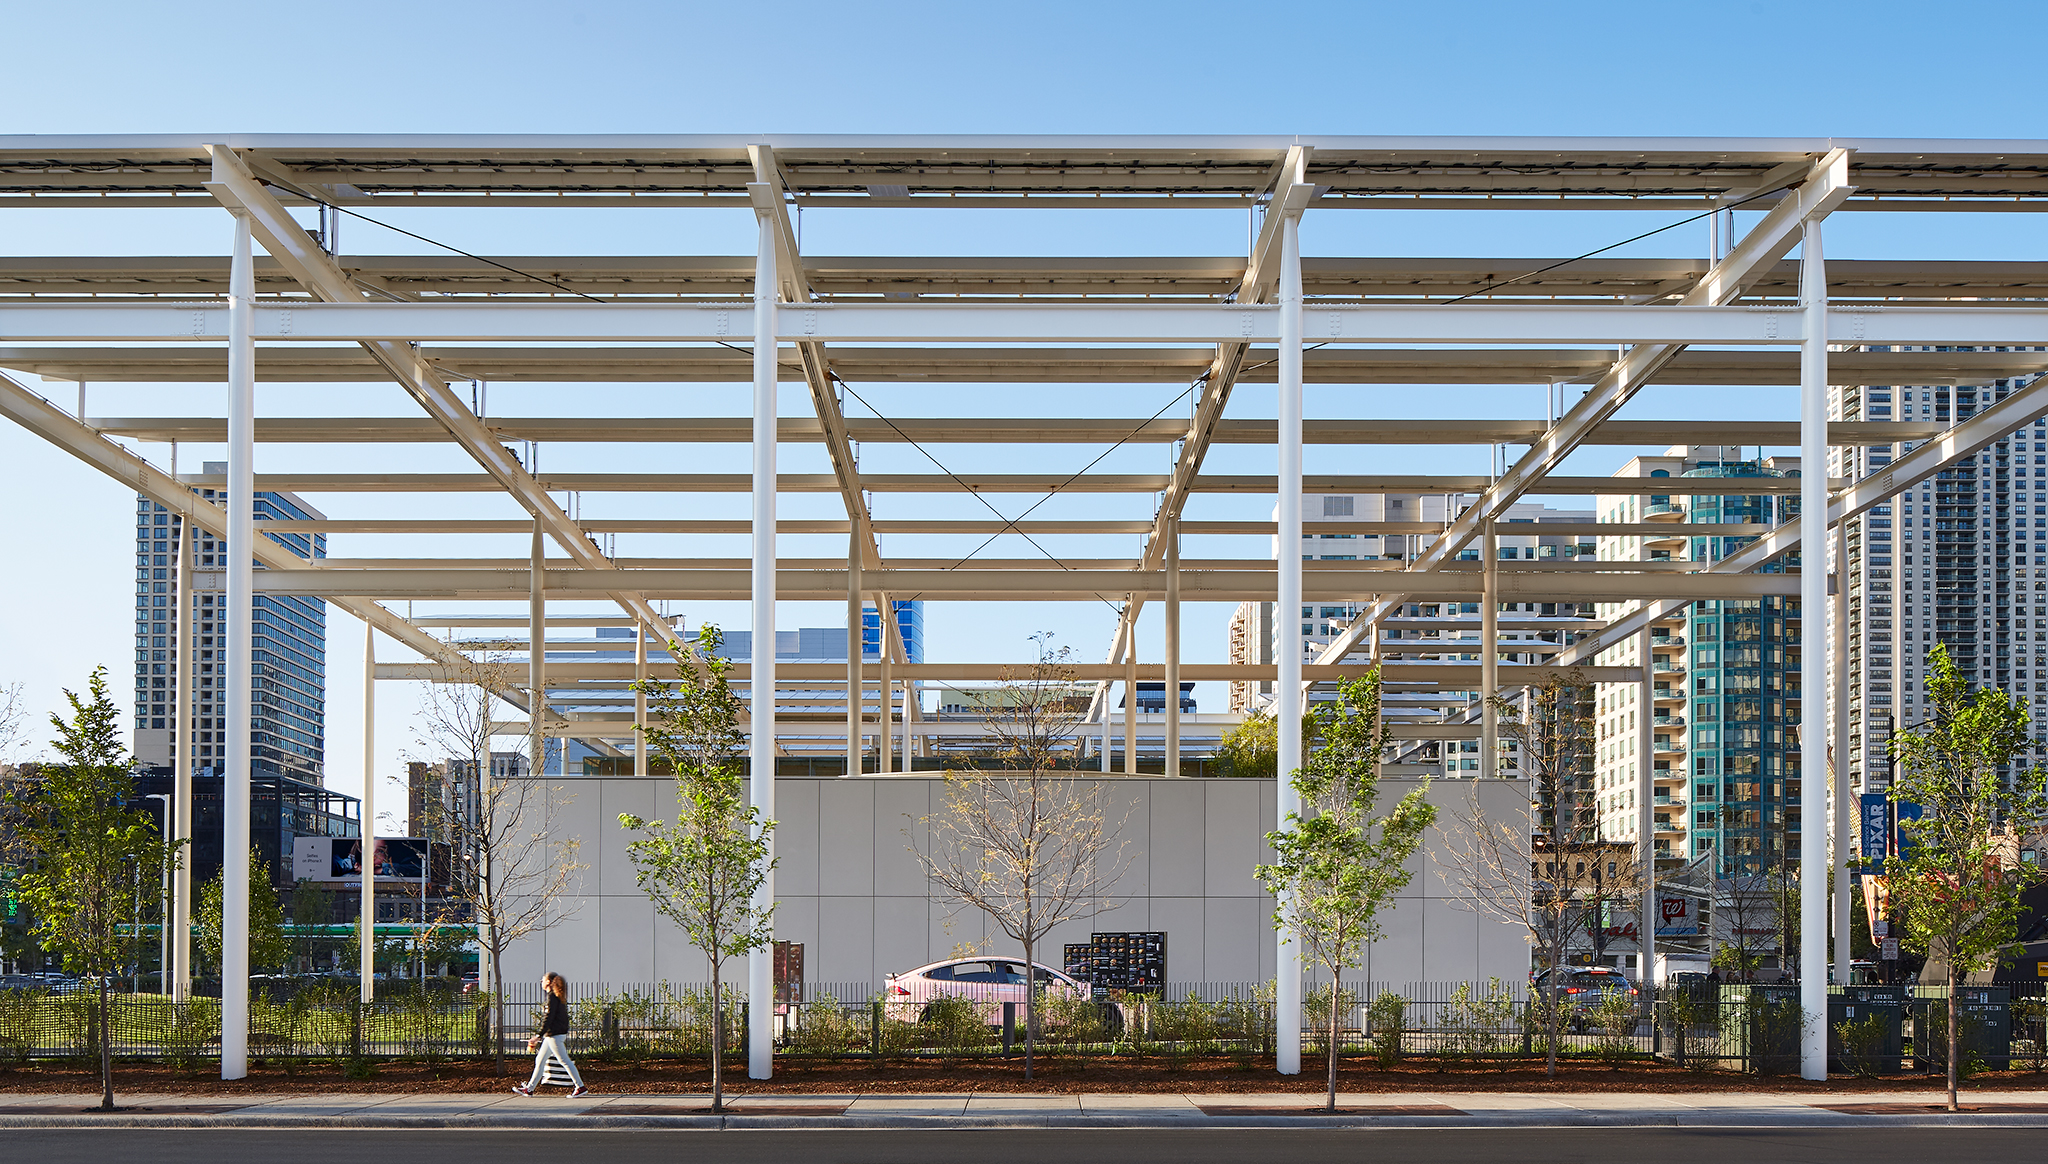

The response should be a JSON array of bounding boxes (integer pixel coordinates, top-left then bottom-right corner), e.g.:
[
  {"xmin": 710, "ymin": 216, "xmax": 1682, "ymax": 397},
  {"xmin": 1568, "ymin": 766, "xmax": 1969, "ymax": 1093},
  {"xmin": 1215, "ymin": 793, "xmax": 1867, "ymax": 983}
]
[{"xmin": 3, "ymin": 1127, "xmax": 2033, "ymax": 1163}]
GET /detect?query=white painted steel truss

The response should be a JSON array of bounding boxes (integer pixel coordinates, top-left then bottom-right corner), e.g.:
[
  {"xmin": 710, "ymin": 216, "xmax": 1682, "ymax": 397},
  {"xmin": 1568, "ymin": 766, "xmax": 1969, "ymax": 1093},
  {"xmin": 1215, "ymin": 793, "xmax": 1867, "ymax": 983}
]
[{"xmin": 9, "ymin": 135, "xmax": 2048, "ymax": 1085}]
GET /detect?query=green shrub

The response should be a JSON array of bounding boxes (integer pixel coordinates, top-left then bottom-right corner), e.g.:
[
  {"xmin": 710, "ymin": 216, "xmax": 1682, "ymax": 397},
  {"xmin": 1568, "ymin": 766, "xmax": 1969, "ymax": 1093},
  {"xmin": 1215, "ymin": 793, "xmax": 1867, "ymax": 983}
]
[
  {"xmin": 1917, "ymin": 1001, "xmax": 1985, "ymax": 1081},
  {"xmin": 1436, "ymin": 979, "xmax": 1517, "ymax": 1070},
  {"xmin": 0, "ymin": 987, "xmax": 48, "ymax": 1065},
  {"xmin": 1835, "ymin": 1014, "xmax": 1889, "ymax": 1079},
  {"xmin": 1656, "ymin": 984, "xmax": 1715, "ymax": 1070},
  {"xmin": 2011, "ymin": 999, "xmax": 2048, "ymax": 1073},
  {"xmin": 1366, "ymin": 991, "xmax": 1407, "ymax": 1069},
  {"xmin": 1591, "ymin": 991, "xmax": 1641, "ymax": 1068},
  {"xmin": 1302, "ymin": 983, "xmax": 1362, "ymax": 1056},
  {"xmin": 787, "ymin": 993, "xmax": 862, "ymax": 1058},
  {"xmin": 1037, "ymin": 990, "xmax": 1111, "ymax": 1049},
  {"xmin": 918, "ymin": 994, "xmax": 993, "ymax": 1058},
  {"xmin": 1750, "ymin": 999, "xmax": 1807, "ymax": 1078}
]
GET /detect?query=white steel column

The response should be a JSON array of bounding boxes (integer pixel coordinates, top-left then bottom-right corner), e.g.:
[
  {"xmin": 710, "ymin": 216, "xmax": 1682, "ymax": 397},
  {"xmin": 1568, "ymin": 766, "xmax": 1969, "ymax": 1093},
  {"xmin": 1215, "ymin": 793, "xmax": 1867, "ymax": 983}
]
[
  {"xmin": 1123, "ymin": 624, "xmax": 1138, "ymax": 774},
  {"xmin": 1275, "ymin": 210, "xmax": 1305, "ymax": 1076},
  {"xmin": 880, "ymin": 637, "xmax": 894, "ymax": 774},
  {"xmin": 1833, "ymin": 521, "xmax": 1853, "ymax": 988},
  {"xmin": 634, "ymin": 624, "xmax": 647, "ymax": 777},
  {"xmin": 847, "ymin": 531, "xmax": 862, "ymax": 775},
  {"xmin": 172, "ymin": 515, "xmax": 193, "ymax": 1001},
  {"xmin": 748, "ymin": 207, "xmax": 778, "ymax": 1080},
  {"xmin": 530, "ymin": 526, "xmax": 545, "ymax": 782},
  {"xmin": 1798, "ymin": 219, "xmax": 1830, "ymax": 1079},
  {"xmin": 220, "ymin": 212, "xmax": 254, "ymax": 1081},
  {"xmin": 1637, "ymin": 625, "xmax": 1656, "ymax": 994},
  {"xmin": 1482, "ymin": 520, "xmax": 1498, "ymax": 778},
  {"xmin": 360, "ymin": 622, "xmax": 377, "ymax": 1003},
  {"xmin": 1165, "ymin": 517, "xmax": 1181, "ymax": 778}
]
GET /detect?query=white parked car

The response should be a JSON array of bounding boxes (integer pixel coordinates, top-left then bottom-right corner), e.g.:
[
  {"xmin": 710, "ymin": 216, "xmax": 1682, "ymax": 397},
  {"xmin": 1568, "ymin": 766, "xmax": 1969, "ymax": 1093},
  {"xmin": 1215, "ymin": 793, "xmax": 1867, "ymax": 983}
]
[{"xmin": 884, "ymin": 957, "xmax": 1122, "ymax": 1032}]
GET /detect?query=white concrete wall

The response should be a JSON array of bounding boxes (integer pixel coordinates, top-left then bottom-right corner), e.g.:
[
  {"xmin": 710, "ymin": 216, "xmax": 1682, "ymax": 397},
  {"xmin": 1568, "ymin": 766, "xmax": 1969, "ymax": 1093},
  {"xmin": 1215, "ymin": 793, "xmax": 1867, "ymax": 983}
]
[{"xmin": 504, "ymin": 773, "xmax": 1531, "ymax": 990}]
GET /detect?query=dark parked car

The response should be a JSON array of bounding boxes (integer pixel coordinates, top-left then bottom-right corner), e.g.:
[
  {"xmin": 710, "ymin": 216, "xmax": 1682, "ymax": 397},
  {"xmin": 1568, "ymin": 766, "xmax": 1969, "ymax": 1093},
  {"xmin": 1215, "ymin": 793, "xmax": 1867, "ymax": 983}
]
[{"xmin": 1531, "ymin": 967, "xmax": 1639, "ymax": 1031}]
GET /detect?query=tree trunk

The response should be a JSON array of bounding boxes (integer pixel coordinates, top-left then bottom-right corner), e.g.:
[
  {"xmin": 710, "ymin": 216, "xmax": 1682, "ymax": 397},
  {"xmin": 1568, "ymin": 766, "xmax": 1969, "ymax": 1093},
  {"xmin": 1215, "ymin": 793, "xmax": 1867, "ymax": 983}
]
[
  {"xmin": 492, "ymin": 942, "xmax": 507, "ymax": 1077},
  {"xmin": 98, "ymin": 979, "xmax": 113, "ymax": 1114},
  {"xmin": 1545, "ymin": 942, "xmax": 1560, "ymax": 1077},
  {"xmin": 1022, "ymin": 937, "xmax": 1035, "ymax": 1082},
  {"xmin": 1325, "ymin": 975, "xmax": 1341, "ymax": 1112},
  {"xmin": 710, "ymin": 959, "xmax": 725, "ymax": 1113},
  {"xmin": 1947, "ymin": 964, "xmax": 1960, "ymax": 1112}
]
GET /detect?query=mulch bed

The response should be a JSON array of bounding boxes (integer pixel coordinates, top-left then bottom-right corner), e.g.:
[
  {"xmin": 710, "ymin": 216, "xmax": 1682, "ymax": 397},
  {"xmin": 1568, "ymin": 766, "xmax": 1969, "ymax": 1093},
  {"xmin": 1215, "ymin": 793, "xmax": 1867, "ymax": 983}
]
[{"xmin": 3, "ymin": 1056, "xmax": 2047, "ymax": 1097}]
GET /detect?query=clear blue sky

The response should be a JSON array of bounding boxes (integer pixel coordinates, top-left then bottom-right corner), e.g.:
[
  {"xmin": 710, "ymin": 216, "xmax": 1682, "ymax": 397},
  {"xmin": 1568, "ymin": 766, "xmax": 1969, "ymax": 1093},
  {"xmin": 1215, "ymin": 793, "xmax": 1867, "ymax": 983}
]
[{"xmin": 3, "ymin": 0, "xmax": 2044, "ymax": 821}]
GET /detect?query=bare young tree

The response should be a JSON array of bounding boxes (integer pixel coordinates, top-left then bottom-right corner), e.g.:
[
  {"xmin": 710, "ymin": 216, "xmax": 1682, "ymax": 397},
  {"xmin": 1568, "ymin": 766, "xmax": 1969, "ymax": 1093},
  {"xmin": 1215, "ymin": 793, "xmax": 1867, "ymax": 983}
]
[
  {"xmin": 0, "ymin": 682, "xmax": 27, "ymax": 764},
  {"xmin": 1440, "ymin": 671, "xmax": 1643, "ymax": 1076},
  {"xmin": 411, "ymin": 652, "xmax": 583, "ymax": 1076},
  {"xmin": 910, "ymin": 635, "xmax": 1131, "ymax": 1080}
]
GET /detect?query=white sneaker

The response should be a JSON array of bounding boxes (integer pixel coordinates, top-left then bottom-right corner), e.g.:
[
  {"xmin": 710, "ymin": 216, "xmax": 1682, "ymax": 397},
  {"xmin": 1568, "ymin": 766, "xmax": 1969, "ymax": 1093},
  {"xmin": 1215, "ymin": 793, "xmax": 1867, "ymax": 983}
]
[
  {"xmin": 569, "ymin": 1086, "xmax": 589, "ymax": 1099},
  {"xmin": 513, "ymin": 1085, "xmax": 532, "ymax": 1096}
]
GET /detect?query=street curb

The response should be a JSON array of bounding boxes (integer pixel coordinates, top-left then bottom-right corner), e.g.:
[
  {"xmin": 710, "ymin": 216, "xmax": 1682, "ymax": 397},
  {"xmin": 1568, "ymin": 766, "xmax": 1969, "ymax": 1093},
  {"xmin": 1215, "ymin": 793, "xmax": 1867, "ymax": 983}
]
[{"xmin": 6, "ymin": 1111, "xmax": 2048, "ymax": 1131}]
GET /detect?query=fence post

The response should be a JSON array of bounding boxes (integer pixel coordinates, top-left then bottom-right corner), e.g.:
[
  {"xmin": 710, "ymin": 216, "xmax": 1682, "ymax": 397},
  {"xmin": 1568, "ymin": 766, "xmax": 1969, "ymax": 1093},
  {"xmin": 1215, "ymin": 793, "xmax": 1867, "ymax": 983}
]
[
  {"xmin": 1002, "ymin": 1002, "xmax": 1016, "ymax": 1054},
  {"xmin": 871, "ymin": 998, "xmax": 883, "ymax": 1060}
]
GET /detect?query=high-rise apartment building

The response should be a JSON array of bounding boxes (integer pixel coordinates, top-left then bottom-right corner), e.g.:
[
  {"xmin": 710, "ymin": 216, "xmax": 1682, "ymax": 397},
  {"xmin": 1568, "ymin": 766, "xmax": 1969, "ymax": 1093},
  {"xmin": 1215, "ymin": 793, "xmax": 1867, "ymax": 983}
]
[
  {"xmin": 132, "ymin": 465, "xmax": 327, "ymax": 783},
  {"xmin": 1593, "ymin": 447, "xmax": 1801, "ymax": 874},
  {"xmin": 1834, "ymin": 364, "xmax": 2048, "ymax": 802},
  {"xmin": 1227, "ymin": 493, "xmax": 1596, "ymax": 720}
]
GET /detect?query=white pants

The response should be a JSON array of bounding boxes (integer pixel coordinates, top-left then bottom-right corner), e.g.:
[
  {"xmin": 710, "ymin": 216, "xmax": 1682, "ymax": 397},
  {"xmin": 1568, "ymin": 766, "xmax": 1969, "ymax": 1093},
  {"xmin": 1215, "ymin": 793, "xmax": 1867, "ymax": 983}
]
[{"xmin": 526, "ymin": 1035, "xmax": 584, "ymax": 1091}]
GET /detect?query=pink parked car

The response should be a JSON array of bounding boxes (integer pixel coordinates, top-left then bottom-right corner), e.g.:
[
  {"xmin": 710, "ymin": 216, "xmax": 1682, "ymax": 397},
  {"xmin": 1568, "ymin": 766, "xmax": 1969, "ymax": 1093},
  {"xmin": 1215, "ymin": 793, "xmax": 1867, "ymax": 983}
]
[{"xmin": 884, "ymin": 956, "xmax": 1120, "ymax": 1030}]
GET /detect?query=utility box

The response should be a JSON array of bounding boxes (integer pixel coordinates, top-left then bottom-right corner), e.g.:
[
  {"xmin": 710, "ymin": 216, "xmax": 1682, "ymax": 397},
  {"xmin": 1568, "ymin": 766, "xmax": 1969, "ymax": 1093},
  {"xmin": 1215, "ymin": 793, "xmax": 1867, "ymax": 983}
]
[
  {"xmin": 1828, "ymin": 984, "xmax": 1907, "ymax": 1074},
  {"xmin": 1723, "ymin": 983, "xmax": 1803, "ymax": 1073},
  {"xmin": 1913, "ymin": 986, "xmax": 2012, "ymax": 1073}
]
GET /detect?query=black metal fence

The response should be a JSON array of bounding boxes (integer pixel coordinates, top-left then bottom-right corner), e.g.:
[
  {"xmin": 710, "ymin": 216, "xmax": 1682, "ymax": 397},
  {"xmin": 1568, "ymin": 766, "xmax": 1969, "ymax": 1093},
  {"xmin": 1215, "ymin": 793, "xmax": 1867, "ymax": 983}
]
[{"xmin": 1, "ymin": 979, "xmax": 2040, "ymax": 1072}]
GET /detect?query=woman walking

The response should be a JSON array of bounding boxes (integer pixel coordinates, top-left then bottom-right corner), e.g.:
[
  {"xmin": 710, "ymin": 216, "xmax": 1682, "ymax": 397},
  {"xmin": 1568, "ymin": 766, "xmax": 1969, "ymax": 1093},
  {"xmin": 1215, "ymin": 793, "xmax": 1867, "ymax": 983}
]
[{"xmin": 514, "ymin": 972, "xmax": 588, "ymax": 1098}]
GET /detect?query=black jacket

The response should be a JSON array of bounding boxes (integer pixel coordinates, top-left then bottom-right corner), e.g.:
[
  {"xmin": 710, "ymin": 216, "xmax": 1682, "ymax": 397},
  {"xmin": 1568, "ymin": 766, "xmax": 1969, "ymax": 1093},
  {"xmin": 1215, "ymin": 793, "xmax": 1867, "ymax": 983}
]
[{"xmin": 537, "ymin": 993, "xmax": 568, "ymax": 1037}]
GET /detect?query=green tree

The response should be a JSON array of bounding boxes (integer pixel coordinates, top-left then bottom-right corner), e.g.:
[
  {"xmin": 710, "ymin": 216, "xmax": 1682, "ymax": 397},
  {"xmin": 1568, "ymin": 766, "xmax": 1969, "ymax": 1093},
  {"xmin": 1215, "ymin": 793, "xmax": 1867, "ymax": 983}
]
[
  {"xmin": 4, "ymin": 669, "xmax": 181, "ymax": 1109},
  {"xmin": 195, "ymin": 851, "xmax": 290, "ymax": 978},
  {"xmin": 1256, "ymin": 671, "xmax": 1437, "ymax": 1111},
  {"xmin": 289, "ymin": 878, "xmax": 335, "ymax": 973},
  {"xmin": 1217, "ymin": 711, "xmax": 1277, "ymax": 778},
  {"xmin": 1884, "ymin": 644, "xmax": 2047, "ymax": 1111},
  {"xmin": 618, "ymin": 625, "xmax": 776, "ymax": 1112}
]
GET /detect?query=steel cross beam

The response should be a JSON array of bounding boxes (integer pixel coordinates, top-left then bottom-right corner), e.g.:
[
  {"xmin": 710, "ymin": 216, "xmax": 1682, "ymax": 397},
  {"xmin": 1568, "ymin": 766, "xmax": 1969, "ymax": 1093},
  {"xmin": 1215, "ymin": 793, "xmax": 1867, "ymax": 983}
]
[
  {"xmin": 1092, "ymin": 146, "xmax": 1313, "ymax": 718},
  {"xmin": 747, "ymin": 146, "xmax": 915, "ymax": 676},
  {"xmin": 1560, "ymin": 366, "xmax": 2048, "ymax": 664},
  {"xmin": 1309, "ymin": 149, "xmax": 1855, "ymax": 675},
  {"xmin": 0, "ymin": 367, "xmax": 508, "ymax": 699},
  {"xmin": 199, "ymin": 146, "xmax": 696, "ymax": 675}
]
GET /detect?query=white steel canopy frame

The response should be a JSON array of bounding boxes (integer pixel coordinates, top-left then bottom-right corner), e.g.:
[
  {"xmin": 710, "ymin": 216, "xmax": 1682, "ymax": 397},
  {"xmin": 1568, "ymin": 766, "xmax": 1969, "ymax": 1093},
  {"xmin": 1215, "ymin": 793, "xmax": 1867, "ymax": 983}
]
[{"xmin": 5, "ymin": 135, "xmax": 2048, "ymax": 1082}]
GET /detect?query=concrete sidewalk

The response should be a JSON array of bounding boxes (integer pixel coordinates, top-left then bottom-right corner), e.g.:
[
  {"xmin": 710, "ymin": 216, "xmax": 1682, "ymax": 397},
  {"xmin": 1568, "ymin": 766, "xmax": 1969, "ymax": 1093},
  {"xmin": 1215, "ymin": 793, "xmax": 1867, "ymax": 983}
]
[{"xmin": 2, "ymin": 1088, "xmax": 2048, "ymax": 1129}]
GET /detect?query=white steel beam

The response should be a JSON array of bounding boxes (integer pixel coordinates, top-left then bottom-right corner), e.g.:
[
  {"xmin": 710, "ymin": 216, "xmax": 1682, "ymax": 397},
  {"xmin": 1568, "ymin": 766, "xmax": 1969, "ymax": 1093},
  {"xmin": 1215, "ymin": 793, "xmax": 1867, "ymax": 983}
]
[
  {"xmin": 197, "ymin": 147, "xmax": 696, "ymax": 677},
  {"xmin": 22, "ymin": 298, "xmax": 2048, "ymax": 345},
  {"xmin": 161, "ymin": 470, "xmax": 1828, "ymax": 495},
  {"xmin": 1311, "ymin": 149, "xmax": 1855, "ymax": 675},
  {"xmin": 0, "ymin": 369, "xmax": 500, "ymax": 678},
  {"xmin": 243, "ymin": 566, "xmax": 1806, "ymax": 602},
  {"xmin": 381, "ymin": 660, "xmax": 1645, "ymax": 684},
  {"xmin": 1558, "ymin": 364, "xmax": 2048, "ymax": 663},
  {"xmin": 73, "ymin": 415, "xmax": 1962, "ymax": 448}
]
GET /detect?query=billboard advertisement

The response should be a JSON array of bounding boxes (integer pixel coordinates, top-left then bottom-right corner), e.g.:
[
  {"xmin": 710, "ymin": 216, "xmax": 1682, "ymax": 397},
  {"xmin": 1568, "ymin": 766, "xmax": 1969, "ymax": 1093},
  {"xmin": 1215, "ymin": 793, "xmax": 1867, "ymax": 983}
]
[
  {"xmin": 1655, "ymin": 895, "xmax": 1701, "ymax": 937},
  {"xmin": 290, "ymin": 836, "xmax": 431, "ymax": 882}
]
